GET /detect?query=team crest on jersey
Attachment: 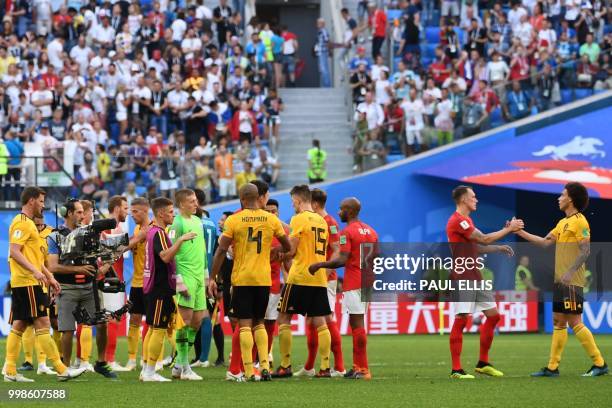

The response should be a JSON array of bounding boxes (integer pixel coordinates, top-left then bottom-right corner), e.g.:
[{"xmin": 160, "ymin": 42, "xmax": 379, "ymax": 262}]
[
  {"xmin": 340, "ymin": 235, "xmax": 347, "ymax": 244},
  {"xmin": 563, "ymin": 223, "xmax": 569, "ymax": 232},
  {"xmin": 13, "ymin": 229, "xmax": 22, "ymax": 239},
  {"xmin": 582, "ymin": 228, "xmax": 590, "ymax": 237},
  {"xmin": 39, "ymin": 304, "xmax": 45, "ymax": 312},
  {"xmin": 459, "ymin": 220, "xmax": 470, "ymax": 230},
  {"xmin": 330, "ymin": 226, "xmax": 338, "ymax": 234},
  {"xmin": 169, "ymin": 230, "xmax": 176, "ymax": 239}
]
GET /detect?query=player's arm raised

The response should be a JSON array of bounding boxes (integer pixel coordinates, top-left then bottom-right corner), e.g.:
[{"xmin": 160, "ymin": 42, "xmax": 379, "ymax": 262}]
[{"xmin": 515, "ymin": 229, "xmax": 557, "ymax": 248}]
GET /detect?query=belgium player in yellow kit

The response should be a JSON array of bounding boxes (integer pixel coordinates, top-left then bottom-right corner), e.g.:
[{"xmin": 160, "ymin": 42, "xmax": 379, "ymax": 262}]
[
  {"xmin": 3, "ymin": 187, "xmax": 87, "ymax": 382},
  {"xmin": 209, "ymin": 184, "xmax": 290, "ymax": 381},
  {"xmin": 273, "ymin": 185, "xmax": 333, "ymax": 378},
  {"xmin": 518, "ymin": 182, "xmax": 608, "ymax": 377}
]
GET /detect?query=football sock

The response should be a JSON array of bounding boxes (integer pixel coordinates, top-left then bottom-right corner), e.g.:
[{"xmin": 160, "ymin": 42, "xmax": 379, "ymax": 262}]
[
  {"xmin": 36, "ymin": 328, "xmax": 67, "ymax": 375},
  {"xmin": 253, "ymin": 324, "xmax": 269, "ymax": 371},
  {"xmin": 52, "ymin": 329, "xmax": 62, "ymax": 352},
  {"xmin": 35, "ymin": 333, "xmax": 47, "ymax": 365},
  {"xmin": 304, "ymin": 323, "xmax": 318, "ymax": 370},
  {"xmin": 175, "ymin": 327, "xmax": 189, "ymax": 366},
  {"xmin": 573, "ymin": 323, "xmax": 605, "ymax": 367},
  {"xmin": 186, "ymin": 326, "xmax": 197, "ymax": 363},
  {"xmin": 105, "ymin": 321, "xmax": 119, "ymax": 363},
  {"xmin": 450, "ymin": 316, "xmax": 468, "ymax": 371},
  {"xmin": 199, "ymin": 317, "xmax": 212, "ymax": 362},
  {"xmin": 22, "ymin": 325, "xmax": 34, "ymax": 364},
  {"xmin": 80, "ymin": 326, "xmax": 93, "ymax": 363},
  {"xmin": 317, "ymin": 325, "xmax": 331, "ymax": 371},
  {"xmin": 213, "ymin": 324, "xmax": 225, "ymax": 361},
  {"xmin": 142, "ymin": 328, "xmax": 152, "ymax": 364},
  {"xmin": 76, "ymin": 324, "xmax": 82, "ymax": 360},
  {"xmin": 279, "ymin": 324, "xmax": 292, "ymax": 368},
  {"xmin": 194, "ymin": 323, "xmax": 202, "ymax": 358},
  {"xmin": 264, "ymin": 321, "xmax": 275, "ymax": 355},
  {"xmin": 547, "ymin": 325, "xmax": 568, "ymax": 370},
  {"xmin": 353, "ymin": 327, "xmax": 368, "ymax": 370},
  {"xmin": 127, "ymin": 323, "xmax": 140, "ymax": 361},
  {"xmin": 239, "ymin": 327, "xmax": 254, "ymax": 378},
  {"xmin": 166, "ymin": 329, "xmax": 176, "ymax": 354},
  {"xmin": 479, "ymin": 314, "xmax": 500, "ymax": 363},
  {"xmin": 147, "ymin": 328, "xmax": 166, "ymax": 367},
  {"xmin": 158, "ymin": 342, "xmax": 165, "ymax": 363},
  {"xmin": 229, "ymin": 326, "xmax": 243, "ymax": 374},
  {"xmin": 5, "ymin": 329, "xmax": 23, "ymax": 376},
  {"xmin": 328, "ymin": 320, "xmax": 344, "ymax": 372},
  {"xmin": 141, "ymin": 323, "xmax": 149, "ymax": 345},
  {"xmin": 352, "ymin": 330, "xmax": 358, "ymax": 369}
]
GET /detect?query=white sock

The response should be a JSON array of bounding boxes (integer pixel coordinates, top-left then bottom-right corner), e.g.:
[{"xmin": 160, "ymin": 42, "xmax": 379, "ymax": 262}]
[{"xmin": 145, "ymin": 364, "xmax": 156, "ymax": 375}]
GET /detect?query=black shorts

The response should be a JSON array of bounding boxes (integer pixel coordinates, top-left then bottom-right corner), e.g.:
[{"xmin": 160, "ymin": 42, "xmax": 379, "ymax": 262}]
[
  {"xmin": 145, "ymin": 294, "xmax": 176, "ymax": 329},
  {"xmin": 129, "ymin": 286, "xmax": 146, "ymax": 315},
  {"xmin": 221, "ymin": 260, "xmax": 234, "ymax": 318},
  {"xmin": 552, "ymin": 283, "xmax": 584, "ymax": 314},
  {"xmin": 48, "ymin": 298, "xmax": 58, "ymax": 320},
  {"xmin": 230, "ymin": 286, "xmax": 270, "ymax": 320},
  {"xmin": 11, "ymin": 285, "xmax": 49, "ymax": 323},
  {"xmin": 277, "ymin": 283, "xmax": 331, "ymax": 317}
]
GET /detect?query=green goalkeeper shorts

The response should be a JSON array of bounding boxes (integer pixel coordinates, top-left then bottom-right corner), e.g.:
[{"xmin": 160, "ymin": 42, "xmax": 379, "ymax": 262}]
[{"xmin": 177, "ymin": 274, "xmax": 207, "ymax": 311}]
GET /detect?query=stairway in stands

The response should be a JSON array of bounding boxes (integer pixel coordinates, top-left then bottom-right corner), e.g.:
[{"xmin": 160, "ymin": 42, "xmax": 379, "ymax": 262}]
[{"xmin": 276, "ymin": 88, "xmax": 353, "ymax": 190}]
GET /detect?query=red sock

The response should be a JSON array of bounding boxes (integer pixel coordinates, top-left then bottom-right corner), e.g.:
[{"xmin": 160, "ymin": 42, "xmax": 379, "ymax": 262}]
[
  {"xmin": 328, "ymin": 320, "xmax": 344, "ymax": 372},
  {"xmin": 450, "ymin": 316, "xmax": 468, "ymax": 371},
  {"xmin": 352, "ymin": 329, "xmax": 358, "ymax": 370},
  {"xmin": 479, "ymin": 314, "xmax": 500, "ymax": 363},
  {"xmin": 76, "ymin": 324, "xmax": 82, "ymax": 359},
  {"xmin": 229, "ymin": 326, "xmax": 243, "ymax": 375},
  {"xmin": 105, "ymin": 321, "xmax": 119, "ymax": 363},
  {"xmin": 304, "ymin": 323, "xmax": 318, "ymax": 371},
  {"xmin": 352, "ymin": 327, "xmax": 368, "ymax": 370},
  {"xmin": 265, "ymin": 321, "xmax": 275, "ymax": 354},
  {"xmin": 141, "ymin": 322, "xmax": 149, "ymax": 344}
]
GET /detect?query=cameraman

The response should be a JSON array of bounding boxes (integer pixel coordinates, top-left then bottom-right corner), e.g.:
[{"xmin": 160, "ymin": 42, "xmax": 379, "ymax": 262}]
[
  {"xmin": 47, "ymin": 199, "xmax": 116, "ymax": 379},
  {"xmin": 4, "ymin": 187, "xmax": 86, "ymax": 382}
]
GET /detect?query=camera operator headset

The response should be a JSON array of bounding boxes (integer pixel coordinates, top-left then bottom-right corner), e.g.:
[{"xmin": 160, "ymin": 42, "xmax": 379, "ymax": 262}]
[{"xmin": 47, "ymin": 198, "xmax": 116, "ymax": 378}]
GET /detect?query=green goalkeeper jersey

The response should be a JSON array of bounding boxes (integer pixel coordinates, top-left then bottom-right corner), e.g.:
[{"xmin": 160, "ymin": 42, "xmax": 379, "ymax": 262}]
[{"xmin": 169, "ymin": 213, "xmax": 207, "ymax": 281}]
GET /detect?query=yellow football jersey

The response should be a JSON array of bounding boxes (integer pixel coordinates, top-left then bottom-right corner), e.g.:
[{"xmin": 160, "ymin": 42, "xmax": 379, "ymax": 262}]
[
  {"xmin": 287, "ymin": 211, "xmax": 328, "ymax": 287},
  {"xmin": 39, "ymin": 225, "xmax": 53, "ymax": 294},
  {"xmin": 132, "ymin": 223, "xmax": 151, "ymax": 288},
  {"xmin": 9, "ymin": 214, "xmax": 45, "ymax": 288},
  {"xmin": 223, "ymin": 209, "xmax": 286, "ymax": 286},
  {"xmin": 550, "ymin": 213, "xmax": 590, "ymax": 287}
]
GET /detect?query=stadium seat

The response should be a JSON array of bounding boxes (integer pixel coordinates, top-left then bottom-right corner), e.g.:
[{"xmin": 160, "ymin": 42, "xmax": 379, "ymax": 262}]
[
  {"xmin": 393, "ymin": 56, "xmax": 402, "ymax": 71},
  {"xmin": 560, "ymin": 89, "xmax": 573, "ymax": 104},
  {"xmin": 454, "ymin": 28, "xmax": 465, "ymax": 44},
  {"xmin": 141, "ymin": 171, "xmax": 152, "ymax": 186},
  {"xmin": 421, "ymin": 57, "xmax": 432, "ymax": 69},
  {"xmin": 429, "ymin": 9, "xmax": 441, "ymax": 26},
  {"xmin": 605, "ymin": 24, "xmax": 612, "ymax": 35},
  {"xmin": 135, "ymin": 186, "xmax": 147, "ymax": 196},
  {"xmin": 125, "ymin": 171, "xmax": 136, "ymax": 182},
  {"xmin": 490, "ymin": 108, "xmax": 504, "ymax": 127},
  {"xmin": 423, "ymin": 44, "xmax": 437, "ymax": 59},
  {"xmin": 594, "ymin": 89, "xmax": 607, "ymax": 94},
  {"xmin": 386, "ymin": 154, "xmax": 404, "ymax": 164},
  {"xmin": 425, "ymin": 27, "xmax": 440, "ymax": 44},
  {"xmin": 574, "ymin": 88, "xmax": 593, "ymax": 100}
]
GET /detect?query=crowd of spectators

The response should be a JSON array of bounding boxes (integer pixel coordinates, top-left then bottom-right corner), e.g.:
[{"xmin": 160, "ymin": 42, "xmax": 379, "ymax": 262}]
[
  {"xmin": 0, "ymin": 0, "xmax": 300, "ymax": 209},
  {"xmin": 344, "ymin": 0, "xmax": 610, "ymax": 171}
]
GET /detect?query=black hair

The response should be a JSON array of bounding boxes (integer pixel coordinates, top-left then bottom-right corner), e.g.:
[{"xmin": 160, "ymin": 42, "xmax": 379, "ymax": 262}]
[
  {"xmin": 452, "ymin": 185, "xmax": 473, "ymax": 204},
  {"xmin": 251, "ymin": 180, "xmax": 269, "ymax": 197},
  {"xmin": 565, "ymin": 182, "xmax": 589, "ymax": 212},
  {"xmin": 266, "ymin": 199, "xmax": 279, "ymax": 208}
]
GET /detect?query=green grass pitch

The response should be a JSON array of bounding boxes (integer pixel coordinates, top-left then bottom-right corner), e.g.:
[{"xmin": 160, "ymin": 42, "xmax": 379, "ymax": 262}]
[{"xmin": 0, "ymin": 333, "xmax": 610, "ymax": 407}]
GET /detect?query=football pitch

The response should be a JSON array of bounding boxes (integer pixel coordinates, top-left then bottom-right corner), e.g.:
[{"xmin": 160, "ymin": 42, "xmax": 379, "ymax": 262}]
[{"xmin": 0, "ymin": 333, "xmax": 610, "ymax": 407}]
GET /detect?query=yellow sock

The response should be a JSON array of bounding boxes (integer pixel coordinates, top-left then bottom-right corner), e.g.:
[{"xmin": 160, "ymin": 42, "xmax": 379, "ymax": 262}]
[
  {"xmin": 35, "ymin": 328, "xmax": 67, "ymax": 375},
  {"xmin": 80, "ymin": 326, "xmax": 93, "ymax": 362},
  {"xmin": 279, "ymin": 324, "xmax": 292, "ymax": 368},
  {"xmin": 22, "ymin": 325, "xmax": 34, "ymax": 364},
  {"xmin": 147, "ymin": 329, "xmax": 166, "ymax": 367},
  {"xmin": 574, "ymin": 324, "xmax": 605, "ymax": 367},
  {"xmin": 142, "ymin": 329, "xmax": 152, "ymax": 364},
  {"xmin": 253, "ymin": 324, "xmax": 269, "ymax": 371},
  {"xmin": 317, "ymin": 325, "xmax": 331, "ymax": 371},
  {"xmin": 35, "ymin": 333, "xmax": 47, "ymax": 365},
  {"xmin": 547, "ymin": 326, "xmax": 568, "ymax": 370},
  {"xmin": 5, "ymin": 329, "xmax": 24, "ymax": 376},
  {"xmin": 239, "ymin": 327, "xmax": 254, "ymax": 378},
  {"xmin": 167, "ymin": 329, "xmax": 176, "ymax": 354},
  {"xmin": 52, "ymin": 330, "xmax": 62, "ymax": 351},
  {"xmin": 158, "ymin": 342, "xmax": 165, "ymax": 363},
  {"xmin": 127, "ymin": 324, "xmax": 140, "ymax": 361}
]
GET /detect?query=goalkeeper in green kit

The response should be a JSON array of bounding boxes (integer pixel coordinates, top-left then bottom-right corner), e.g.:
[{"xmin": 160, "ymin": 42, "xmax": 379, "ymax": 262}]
[{"xmin": 168, "ymin": 189, "xmax": 209, "ymax": 380}]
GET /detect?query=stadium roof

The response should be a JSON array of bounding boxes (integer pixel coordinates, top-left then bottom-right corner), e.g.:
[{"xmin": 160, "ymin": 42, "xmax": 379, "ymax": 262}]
[{"xmin": 417, "ymin": 107, "xmax": 612, "ymax": 199}]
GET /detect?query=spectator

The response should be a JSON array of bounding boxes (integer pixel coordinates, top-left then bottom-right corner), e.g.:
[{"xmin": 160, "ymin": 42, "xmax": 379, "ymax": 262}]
[
  {"xmin": 359, "ymin": 130, "xmax": 386, "ymax": 171},
  {"xmin": 355, "ymin": 91, "xmax": 384, "ymax": 132},
  {"xmin": 281, "ymin": 25, "xmax": 299, "ymax": 87},
  {"xmin": 397, "ymin": 14, "xmax": 421, "ymax": 65},
  {"xmin": 579, "ymin": 33, "xmax": 601, "ymax": 64},
  {"xmin": 435, "ymin": 88, "xmax": 454, "ymax": 146},
  {"xmin": 235, "ymin": 160, "xmax": 257, "ymax": 190},
  {"xmin": 465, "ymin": 18, "xmax": 488, "ymax": 57},
  {"xmin": 401, "ymin": 87, "xmax": 426, "ymax": 155},
  {"xmin": 375, "ymin": 70, "xmax": 393, "ymax": 107},
  {"xmin": 307, "ymin": 139, "xmax": 327, "ymax": 184},
  {"xmin": 441, "ymin": 0, "xmax": 460, "ymax": 20},
  {"xmin": 252, "ymin": 148, "xmax": 280, "ymax": 187},
  {"xmin": 214, "ymin": 143, "xmax": 235, "ymax": 201},
  {"xmin": 194, "ymin": 154, "xmax": 214, "ymax": 204},
  {"xmin": 505, "ymin": 80, "xmax": 532, "ymax": 121},
  {"xmin": 535, "ymin": 63, "xmax": 559, "ymax": 112},
  {"xmin": 79, "ymin": 150, "xmax": 109, "ymax": 209},
  {"xmin": 350, "ymin": 62, "xmax": 373, "ymax": 105},
  {"xmin": 372, "ymin": 3, "xmax": 387, "ymax": 59},
  {"xmin": 349, "ymin": 46, "xmax": 373, "ymax": 73},
  {"xmin": 230, "ymin": 100, "xmax": 258, "ymax": 143},
  {"xmin": 315, "ymin": 18, "xmax": 331, "ymax": 88},
  {"xmin": 576, "ymin": 54, "xmax": 596, "ymax": 88}
]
